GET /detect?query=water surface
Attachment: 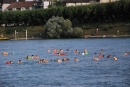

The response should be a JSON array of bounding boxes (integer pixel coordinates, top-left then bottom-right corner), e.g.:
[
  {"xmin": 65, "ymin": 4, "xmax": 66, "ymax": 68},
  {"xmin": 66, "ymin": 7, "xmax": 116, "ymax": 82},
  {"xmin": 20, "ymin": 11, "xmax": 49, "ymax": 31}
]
[{"xmin": 0, "ymin": 38, "xmax": 130, "ymax": 87}]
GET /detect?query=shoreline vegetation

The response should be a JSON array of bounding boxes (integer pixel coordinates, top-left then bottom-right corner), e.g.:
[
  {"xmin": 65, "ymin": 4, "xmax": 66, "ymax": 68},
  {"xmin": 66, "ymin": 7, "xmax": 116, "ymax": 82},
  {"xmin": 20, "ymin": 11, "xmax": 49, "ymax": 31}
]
[
  {"xmin": 0, "ymin": 22, "xmax": 130, "ymax": 40},
  {"xmin": 0, "ymin": 0, "xmax": 130, "ymax": 39}
]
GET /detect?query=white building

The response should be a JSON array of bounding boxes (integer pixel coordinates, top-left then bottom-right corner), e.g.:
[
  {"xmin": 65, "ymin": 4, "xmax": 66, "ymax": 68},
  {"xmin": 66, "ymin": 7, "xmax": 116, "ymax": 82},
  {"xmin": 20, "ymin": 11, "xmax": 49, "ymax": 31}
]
[
  {"xmin": 4, "ymin": 0, "xmax": 50, "ymax": 11},
  {"xmin": 63, "ymin": 0, "xmax": 119, "ymax": 7}
]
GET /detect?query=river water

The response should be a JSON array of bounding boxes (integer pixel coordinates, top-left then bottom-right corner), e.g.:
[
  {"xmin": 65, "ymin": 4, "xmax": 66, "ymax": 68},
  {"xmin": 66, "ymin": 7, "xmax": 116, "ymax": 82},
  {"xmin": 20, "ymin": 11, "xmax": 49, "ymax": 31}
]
[{"xmin": 0, "ymin": 38, "xmax": 130, "ymax": 87}]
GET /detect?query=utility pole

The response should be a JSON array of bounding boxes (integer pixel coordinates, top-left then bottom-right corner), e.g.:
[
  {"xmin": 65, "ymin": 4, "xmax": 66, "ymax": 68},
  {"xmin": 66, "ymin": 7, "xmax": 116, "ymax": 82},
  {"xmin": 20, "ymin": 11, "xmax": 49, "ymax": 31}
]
[
  {"xmin": 26, "ymin": 30, "xmax": 27, "ymax": 40},
  {"xmin": 15, "ymin": 30, "xmax": 16, "ymax": 40}
]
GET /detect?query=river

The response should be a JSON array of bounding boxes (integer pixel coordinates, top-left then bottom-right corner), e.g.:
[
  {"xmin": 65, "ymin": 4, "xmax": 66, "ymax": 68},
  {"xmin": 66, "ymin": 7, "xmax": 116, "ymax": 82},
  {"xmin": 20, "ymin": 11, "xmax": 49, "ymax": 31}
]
[{"xmin": 0, "ymin": 38, "xmax": 130, "ymax": 87}]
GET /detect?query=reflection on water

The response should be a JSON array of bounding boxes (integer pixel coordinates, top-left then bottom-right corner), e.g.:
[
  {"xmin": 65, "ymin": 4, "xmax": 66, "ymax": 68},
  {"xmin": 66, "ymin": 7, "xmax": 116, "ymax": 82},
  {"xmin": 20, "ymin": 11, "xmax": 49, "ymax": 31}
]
[{"xmin": 0, "ymin": 38, "xmax": 130, "ymax": 87}]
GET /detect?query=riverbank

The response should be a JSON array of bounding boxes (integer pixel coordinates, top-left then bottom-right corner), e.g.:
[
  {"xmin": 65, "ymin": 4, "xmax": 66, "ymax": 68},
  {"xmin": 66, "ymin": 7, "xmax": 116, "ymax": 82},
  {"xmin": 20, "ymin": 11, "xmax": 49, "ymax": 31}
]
[
  {"xmin": 10, "ymin": 37, "xmax": 43, "ymax": 40},
  {"xmin": 85, "ymin": 35, "xmax": 130, "ymax": 38},
  {"xmin": 0, "ymin": 22, "xmax": 130, "ymax": 39}
]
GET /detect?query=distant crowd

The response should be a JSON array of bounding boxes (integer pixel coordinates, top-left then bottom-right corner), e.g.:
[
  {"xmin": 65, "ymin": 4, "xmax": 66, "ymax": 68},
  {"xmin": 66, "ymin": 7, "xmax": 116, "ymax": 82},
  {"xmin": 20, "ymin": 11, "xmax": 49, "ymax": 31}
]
[{"xmin": 2, "ymin": 48, "xmax": 130, "ymax": 65}]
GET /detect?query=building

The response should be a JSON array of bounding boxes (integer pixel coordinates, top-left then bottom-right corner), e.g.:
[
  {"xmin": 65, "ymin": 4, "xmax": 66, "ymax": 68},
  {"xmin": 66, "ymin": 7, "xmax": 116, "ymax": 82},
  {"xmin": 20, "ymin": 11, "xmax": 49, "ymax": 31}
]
[
  {"xmin": 63, "ymin": 0, "xmax": 90, "ymax": 7},
  {"xmin": 6, "ymin": 1, "xmax": 36, "ymax": 11},
  {"xmin": 63, "ymin": 0, "xmax": 119, "ymax": 7},
  {"xmin": 1, "ymin": 0, "xmax": 14, "ymax": 12},
  {"xmin": 2, "ymin": 0, "xmax": 49, "ymax": 12},
  {"xmin": 100, "ymin": 0, "xmax": 119, "ymax": 3}
]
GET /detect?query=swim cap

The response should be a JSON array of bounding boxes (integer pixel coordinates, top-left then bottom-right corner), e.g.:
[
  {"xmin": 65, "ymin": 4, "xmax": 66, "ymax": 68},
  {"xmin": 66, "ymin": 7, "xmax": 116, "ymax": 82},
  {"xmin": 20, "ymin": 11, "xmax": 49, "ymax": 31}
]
[{"xmin": 82, "ymin": 53, "xmax": 85, "ymax": 55}]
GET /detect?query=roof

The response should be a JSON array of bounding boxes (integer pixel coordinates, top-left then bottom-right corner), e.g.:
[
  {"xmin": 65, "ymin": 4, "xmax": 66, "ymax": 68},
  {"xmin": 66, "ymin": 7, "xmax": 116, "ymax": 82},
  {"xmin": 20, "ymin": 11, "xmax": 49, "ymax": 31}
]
[
  {"xmin": 63, "ymin": 0, "xmax": 90, "ymax": 3},
  {"xmin": 3, "ymin": 0, "xmax": 14, "ymax": 4},
  {"xmin": 7, "ymin": 1, "xmax": 35, "ymax": 9}
]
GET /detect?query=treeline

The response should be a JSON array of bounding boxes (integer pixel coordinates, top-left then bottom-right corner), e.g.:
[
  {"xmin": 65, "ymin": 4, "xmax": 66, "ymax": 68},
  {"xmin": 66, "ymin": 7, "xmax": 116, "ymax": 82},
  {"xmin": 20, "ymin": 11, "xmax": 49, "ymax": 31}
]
[{"xmin": 0, "ymin": 0, "xmax": 130, "ymax": 26}]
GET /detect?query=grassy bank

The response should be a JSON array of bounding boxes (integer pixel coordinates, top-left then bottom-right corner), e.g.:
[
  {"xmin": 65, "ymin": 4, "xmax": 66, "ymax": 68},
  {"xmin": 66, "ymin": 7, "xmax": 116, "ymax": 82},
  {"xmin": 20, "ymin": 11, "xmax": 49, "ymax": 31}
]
[
  {"xmin": 0, "ymin": 22, "xmax": 130, "ymax": 39},
  {"xmin": 0, "ymin": 26, "xmax": 44, "ymax": 39}
]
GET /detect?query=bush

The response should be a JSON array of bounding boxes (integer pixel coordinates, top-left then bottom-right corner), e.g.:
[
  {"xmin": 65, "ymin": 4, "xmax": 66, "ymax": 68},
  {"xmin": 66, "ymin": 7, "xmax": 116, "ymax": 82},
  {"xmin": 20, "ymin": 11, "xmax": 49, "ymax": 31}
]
[
  {"xmin": 43, "ymin": 16, "xmax": 83, "ymax": 38},
  {"xmin": 73, "ymin": 27, "xmax": 83, "ymax": 37}
]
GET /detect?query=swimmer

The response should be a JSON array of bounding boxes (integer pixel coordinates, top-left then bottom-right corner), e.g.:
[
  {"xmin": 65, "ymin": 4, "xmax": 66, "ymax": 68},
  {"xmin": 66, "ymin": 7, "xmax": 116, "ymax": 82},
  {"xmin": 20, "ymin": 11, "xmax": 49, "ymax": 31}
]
[
  {"xmin": 38, "ymin": 60, "xmax": 42, "ymax": 63},
  {"xmin": 31, "ymin": 55, "xmax": 34, "ymax": 59},
  {"xmin": 93, "ymin": 57, "xmax": 98, "ymax": 61},
  {"xmin": 62, "ymin": 58, "xmax": 69, "ymax": 62},
  {"xmin": 98, "ymin": 53, "xmax": 103, "ymax": 58},
  {"xmin": 53, "ymin": 49, "xmax": 57, "ymax": 54},
  {"xmin": 60, "ymin": 49, "xmax": 63, "ymax": 52},
  {"xmin": 66, "ymin": 49, "xmax": 69, "ymax": 51},
  {"xmin": 85, "ymin": 51, "xmax": 88, "ymax": 55},
  {"xmin": 107, "ymin": 54, "xmax": 111, "ymax": 58},
  {"xmin": 48, "ymin": 49, "xmax": 50, "ymax": 52},
  {"xmin": 74, "ymin": 57, "xmax": 78, "ymax": 62},
  {"xmin": 100, "ymin": 49, "xmax": 103, "ymax": 52},
  {"xmin": 42, "ymin": 59, "xmax": 48, "ymax": 63},
  {"xmin": 84, "ymin": 49, "xmax": 87, "ymax": 53},
  {"xmin": 26, "ymin": 55, "xmax": 31, "ymax": 60},
  {"xmin": 2, "ymin": 52, "xmax": 8, "ymax": 55},
  {"xmin": 113, "ymin": 56, "xmax": 118, "ymax": 60},
  {"xmin": 56, "ymin": 58, "xmax": 62, "ymax": 63},
  {"xmin": 82, "ymin": 53, "xmax": 85, "ymax": 55},
  {"xmin": 124, "ymin": 52, "xmax": 128, "ymax": 56},
  {"xmin": 6, "ymin": 61, "xmax": 13, "ymax": 64},
  {"xmin": 74, "ymin": 50, "xmax": 78, "ymax": 53},
  {"xmin": 78, "ymin": 52, "xmax": 81, "ymax": 55},
  {"xmin": 10, "ymin": 61, "xmax": 13, "ymax": 64},
  {"xmin": 18, "ymin": 60, "xmax": 22, "ymax": 64},
  {"xmin": 35, "ymin": 55, "xmax": 39, "ymax": 59},
  {"xmin": 57, "ymin": 53, "xmax": 61, "ymax": 56}
]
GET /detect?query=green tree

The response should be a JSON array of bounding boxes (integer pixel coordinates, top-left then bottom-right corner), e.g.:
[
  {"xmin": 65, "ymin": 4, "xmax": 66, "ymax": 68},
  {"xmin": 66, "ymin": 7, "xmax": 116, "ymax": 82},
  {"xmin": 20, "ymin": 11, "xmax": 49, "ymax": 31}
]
[
  {"xmin": 73, "ymin": 27, "xmax": 83, "ymax": 37},
  {"xmin": 44, "ymin": 16, "xmax": 83, "ymax": 38},
  {"xmin": 44, "ymin": 16, "xmax": 65, "ymax": 38},
  {"xmin": 43, "ymin": 16, "xmax": 83, "ymax": 38}
]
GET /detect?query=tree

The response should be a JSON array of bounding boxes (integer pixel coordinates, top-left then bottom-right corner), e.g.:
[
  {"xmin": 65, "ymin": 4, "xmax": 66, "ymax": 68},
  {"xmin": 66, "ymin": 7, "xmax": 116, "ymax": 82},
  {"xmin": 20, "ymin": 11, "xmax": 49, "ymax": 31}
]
[
  {"xmin": 43, "ymin": 16, "xmax": 83, "ymax": 38},
  {"xmin": 73, "ymin": 27, "xmax": 83, "ymax": 37}
]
